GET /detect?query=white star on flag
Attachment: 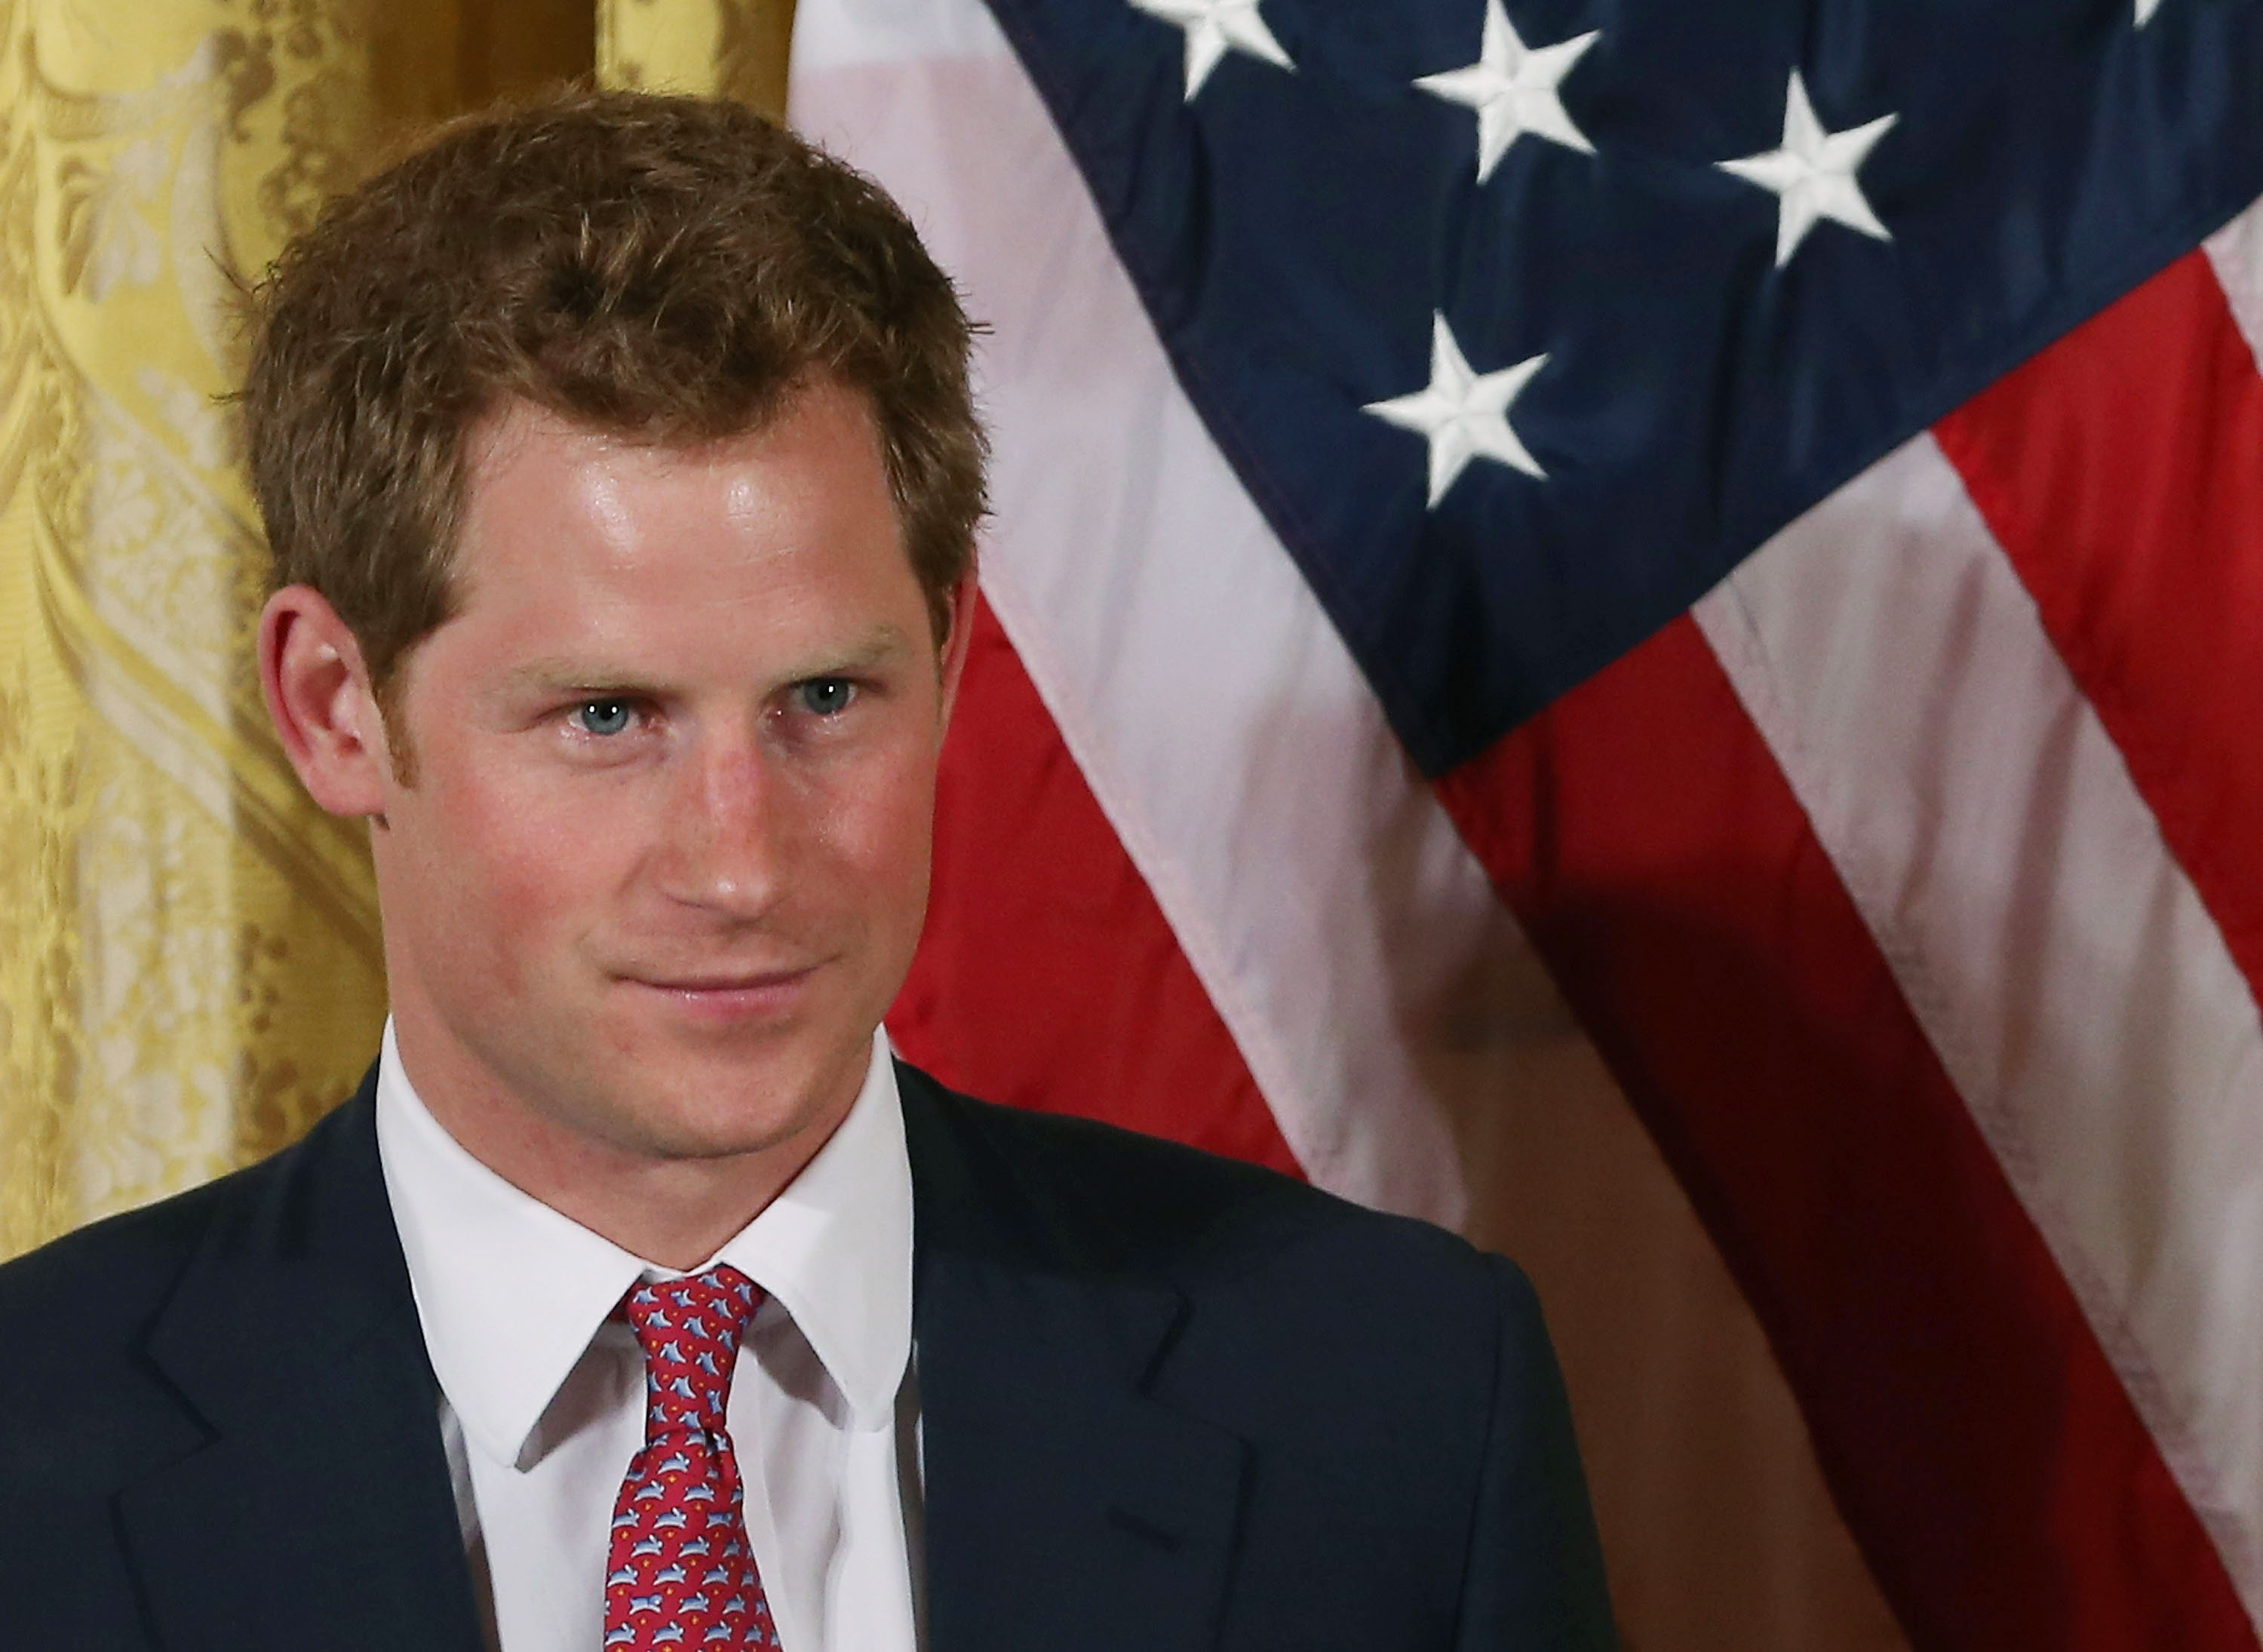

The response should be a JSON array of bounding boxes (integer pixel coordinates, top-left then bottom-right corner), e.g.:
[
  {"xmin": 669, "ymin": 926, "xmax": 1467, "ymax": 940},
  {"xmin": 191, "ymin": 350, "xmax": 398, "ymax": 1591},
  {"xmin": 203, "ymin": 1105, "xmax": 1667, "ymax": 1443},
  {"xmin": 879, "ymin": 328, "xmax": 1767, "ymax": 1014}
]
[
  {"xmin": 1126, "ymin": 0, "xmax": 1293, "ymax": 100},
  {"xmin": 1718, "ymin": 69, "xmax": 1898, "ymax": 267},
  {"xmin": 1416, "ymin": 0, "xmax": 1601, "ymax": 180},
  {"xmin": 1363, "ymin": 312, "xmax": 1549, "ymax": 505},
  {"xmin": 2136, "ymin": 0, "xmax": 2165, "ymax": 22}
]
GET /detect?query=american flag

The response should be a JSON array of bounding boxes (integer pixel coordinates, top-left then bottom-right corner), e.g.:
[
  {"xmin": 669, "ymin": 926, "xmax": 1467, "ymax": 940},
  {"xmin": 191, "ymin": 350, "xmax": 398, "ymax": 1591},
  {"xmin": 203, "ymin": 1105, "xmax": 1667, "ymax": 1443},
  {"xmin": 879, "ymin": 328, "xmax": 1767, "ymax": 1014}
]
[{"xmin": 792, "ymin": 0, "xmax": 2263, "ymax": 1643}]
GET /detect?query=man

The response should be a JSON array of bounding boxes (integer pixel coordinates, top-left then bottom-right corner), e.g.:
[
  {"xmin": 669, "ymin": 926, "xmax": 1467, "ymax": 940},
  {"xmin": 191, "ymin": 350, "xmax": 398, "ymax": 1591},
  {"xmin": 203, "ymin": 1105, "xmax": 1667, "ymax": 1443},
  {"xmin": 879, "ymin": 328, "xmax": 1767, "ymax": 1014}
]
[{"xmin": 0, "ymin": 91, "xmax": 1612, "ymax": 1650}]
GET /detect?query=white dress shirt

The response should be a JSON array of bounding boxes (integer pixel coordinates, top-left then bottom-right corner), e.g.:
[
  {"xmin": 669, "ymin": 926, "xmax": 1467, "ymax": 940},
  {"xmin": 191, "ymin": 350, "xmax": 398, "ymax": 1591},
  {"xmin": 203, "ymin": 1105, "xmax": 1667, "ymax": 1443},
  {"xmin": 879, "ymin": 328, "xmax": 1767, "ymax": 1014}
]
[{"xmin": 375, "ymin": 1020, "xmax": 923, "ymax": 1652}]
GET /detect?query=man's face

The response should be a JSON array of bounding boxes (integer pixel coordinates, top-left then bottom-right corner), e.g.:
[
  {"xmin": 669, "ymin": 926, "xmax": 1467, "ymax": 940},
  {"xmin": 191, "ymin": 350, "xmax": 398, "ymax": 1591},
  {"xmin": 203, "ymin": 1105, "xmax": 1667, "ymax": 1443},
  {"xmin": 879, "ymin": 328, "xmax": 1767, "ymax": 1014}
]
[{"xmin": 369, "ymin": 380, "xmax": 962, "ymax": 1168}]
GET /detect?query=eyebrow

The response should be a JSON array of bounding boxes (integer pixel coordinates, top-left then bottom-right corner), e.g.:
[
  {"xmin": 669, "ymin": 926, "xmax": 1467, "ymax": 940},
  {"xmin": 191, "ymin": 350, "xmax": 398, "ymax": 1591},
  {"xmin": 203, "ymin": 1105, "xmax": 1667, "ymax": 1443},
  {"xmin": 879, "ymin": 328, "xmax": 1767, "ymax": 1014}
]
[{"xmin": 499, "ymin": 625, "xmax": 918, "ymax": 695}]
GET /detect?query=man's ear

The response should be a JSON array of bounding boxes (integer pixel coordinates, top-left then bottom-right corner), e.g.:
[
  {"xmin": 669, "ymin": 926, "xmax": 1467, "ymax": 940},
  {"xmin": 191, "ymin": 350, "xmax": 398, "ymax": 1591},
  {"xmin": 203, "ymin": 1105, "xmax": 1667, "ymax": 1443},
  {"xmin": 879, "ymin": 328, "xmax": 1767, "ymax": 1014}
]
[
  {"xmin": 935, "ymin": 572, "xmax": 980, "ymax": 732},
  {"xmin": 259, "ymin": 585, "xmax": 394, "ymax": 818}
]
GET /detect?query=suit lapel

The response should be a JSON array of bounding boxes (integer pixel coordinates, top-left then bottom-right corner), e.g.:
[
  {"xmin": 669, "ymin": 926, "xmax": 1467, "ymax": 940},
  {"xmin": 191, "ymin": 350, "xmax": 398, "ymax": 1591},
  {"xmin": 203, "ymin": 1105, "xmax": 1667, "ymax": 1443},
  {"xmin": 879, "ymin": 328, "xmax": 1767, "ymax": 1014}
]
[
  {"xmin": 116, "ymin": 1078, "xmax": 484, "ymax": 1652},
  {"xmin": 901, "ymin": 1067, "xmax": 1249, "ymax": 1652}
]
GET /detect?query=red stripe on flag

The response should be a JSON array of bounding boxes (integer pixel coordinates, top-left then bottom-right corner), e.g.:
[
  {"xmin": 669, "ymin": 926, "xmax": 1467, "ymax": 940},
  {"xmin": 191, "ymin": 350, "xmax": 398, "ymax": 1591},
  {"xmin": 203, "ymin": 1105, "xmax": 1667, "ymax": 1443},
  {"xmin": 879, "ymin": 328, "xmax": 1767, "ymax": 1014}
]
[
  {"xmin": 1435, "ymin": 615, "xmax": 2255, "ymax": 1651},
  {"xmin": 889, "ymin": 594, "xmax": 1303, "ymax": 1177},
  {"xmin": 1934, "ymin": 250, "xmax": 2263, "ymax": 1019}
]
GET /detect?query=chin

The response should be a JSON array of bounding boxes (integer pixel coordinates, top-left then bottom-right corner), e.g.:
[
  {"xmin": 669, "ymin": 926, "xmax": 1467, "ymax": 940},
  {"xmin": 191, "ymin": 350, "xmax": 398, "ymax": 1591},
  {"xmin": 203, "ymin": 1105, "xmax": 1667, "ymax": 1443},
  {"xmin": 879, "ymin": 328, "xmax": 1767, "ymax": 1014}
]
[{"xmin": 593, "ymin": 1050, "xmax": 855, "ymax": 1162}]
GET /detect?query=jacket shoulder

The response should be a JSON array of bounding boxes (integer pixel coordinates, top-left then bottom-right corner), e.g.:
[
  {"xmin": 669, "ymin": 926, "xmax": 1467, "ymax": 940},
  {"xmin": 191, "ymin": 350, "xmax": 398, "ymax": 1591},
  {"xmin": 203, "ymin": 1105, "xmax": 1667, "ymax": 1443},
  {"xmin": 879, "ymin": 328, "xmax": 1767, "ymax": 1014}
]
[
  {"xmin": 895, "ymin": 1059, "xmax": 1503, "ymax": 1307},
  {"xmin": 893, "ymin": 1066, "xmax": 1604, "ymax": 1646},
  {"xmin": 0, "ymin": 1147, "xmax": 274, "ymax": 1348},
  {"xmin": 0, "ymin": 1092, "xmax": 373, "ymax": 1411}
]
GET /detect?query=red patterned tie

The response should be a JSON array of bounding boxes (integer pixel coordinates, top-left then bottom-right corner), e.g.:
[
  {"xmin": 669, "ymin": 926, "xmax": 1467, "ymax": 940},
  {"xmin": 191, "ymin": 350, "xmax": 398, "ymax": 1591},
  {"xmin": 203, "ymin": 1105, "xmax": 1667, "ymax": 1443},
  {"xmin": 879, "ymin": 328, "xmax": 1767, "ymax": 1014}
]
[{"xmin": 603, "ymin": 1265, "xmax": 782, "ymax": 1650}]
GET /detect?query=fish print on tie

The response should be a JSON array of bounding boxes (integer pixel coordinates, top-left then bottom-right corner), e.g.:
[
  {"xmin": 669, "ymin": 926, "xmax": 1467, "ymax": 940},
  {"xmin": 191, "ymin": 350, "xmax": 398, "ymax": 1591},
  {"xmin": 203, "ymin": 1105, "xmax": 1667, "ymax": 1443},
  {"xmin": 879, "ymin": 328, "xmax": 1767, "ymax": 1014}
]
[{"xmin": 603, "ymin": 1265, "xmax": 782, "ymax": 1650}]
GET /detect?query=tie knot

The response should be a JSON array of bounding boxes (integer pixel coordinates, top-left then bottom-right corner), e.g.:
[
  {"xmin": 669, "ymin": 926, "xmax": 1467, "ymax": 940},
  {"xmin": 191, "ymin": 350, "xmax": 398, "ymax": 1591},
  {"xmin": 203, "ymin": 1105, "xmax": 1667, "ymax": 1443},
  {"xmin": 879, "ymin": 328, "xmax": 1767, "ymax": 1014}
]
[{"xmin": 623, "ymin": 1264, "xmax": 761, "ymax": 1436}]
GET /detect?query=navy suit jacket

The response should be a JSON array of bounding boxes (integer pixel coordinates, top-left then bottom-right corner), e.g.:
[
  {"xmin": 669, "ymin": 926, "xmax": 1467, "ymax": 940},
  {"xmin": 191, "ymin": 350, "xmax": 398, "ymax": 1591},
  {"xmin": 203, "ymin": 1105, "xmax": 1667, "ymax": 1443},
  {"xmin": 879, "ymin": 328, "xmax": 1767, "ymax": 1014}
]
[{"xmin": 0, "ymin": 1061, "xmax": 1613, "ymax": 1649}]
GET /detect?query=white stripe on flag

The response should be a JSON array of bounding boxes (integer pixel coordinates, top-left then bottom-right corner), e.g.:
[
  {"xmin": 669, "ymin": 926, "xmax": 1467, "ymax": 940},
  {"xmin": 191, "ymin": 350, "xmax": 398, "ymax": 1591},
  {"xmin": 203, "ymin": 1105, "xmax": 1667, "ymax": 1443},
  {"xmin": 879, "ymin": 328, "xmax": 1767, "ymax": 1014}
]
[
  {"xmin": 791, "ymin": 0, "xmax": 1009, "ymax": 72},
  {"xmin": 2206, "ymin": 203, "xmax": 2263, "ymax": 376},
  {"xmin": 1693, "ymin": 429, "xmax": 2263, "ymax": 1619},
  {"xmin": 794, "ymin": 0, "xmax": 1561, "ymax": 1222}
]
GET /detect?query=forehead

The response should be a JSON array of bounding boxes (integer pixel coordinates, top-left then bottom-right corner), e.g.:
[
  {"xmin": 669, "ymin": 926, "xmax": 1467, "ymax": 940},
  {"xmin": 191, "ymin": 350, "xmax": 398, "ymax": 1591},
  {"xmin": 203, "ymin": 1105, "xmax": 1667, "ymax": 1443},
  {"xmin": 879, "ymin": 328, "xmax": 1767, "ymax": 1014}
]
[
  {"xmin": 462, "ymin": 377, "xmax": 889, "ymax": 520},
  {"xmin": 453, "ymin": 382, "xmax": 902, "ymax": 577},
  {"xmin": 415, "ymin": 382, "xmax": 923, "ymax": 685}
]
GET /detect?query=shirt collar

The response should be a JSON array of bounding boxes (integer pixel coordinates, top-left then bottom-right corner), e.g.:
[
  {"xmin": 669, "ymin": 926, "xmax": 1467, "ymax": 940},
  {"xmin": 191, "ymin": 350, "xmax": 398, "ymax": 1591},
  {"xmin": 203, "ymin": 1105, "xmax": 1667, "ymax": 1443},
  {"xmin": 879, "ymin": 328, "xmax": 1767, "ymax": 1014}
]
[{"xmin": 375, "ymin": 1021, "xmax": 913, "ymax": 1471}]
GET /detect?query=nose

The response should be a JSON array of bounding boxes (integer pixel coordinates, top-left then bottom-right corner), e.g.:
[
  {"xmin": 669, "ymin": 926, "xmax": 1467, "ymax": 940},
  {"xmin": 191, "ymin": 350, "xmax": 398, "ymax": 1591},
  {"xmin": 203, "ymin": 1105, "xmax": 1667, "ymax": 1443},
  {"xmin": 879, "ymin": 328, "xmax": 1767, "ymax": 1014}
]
[{"xmin": 654, "ymin": 722, "xmax": 791, "ymax": 921}]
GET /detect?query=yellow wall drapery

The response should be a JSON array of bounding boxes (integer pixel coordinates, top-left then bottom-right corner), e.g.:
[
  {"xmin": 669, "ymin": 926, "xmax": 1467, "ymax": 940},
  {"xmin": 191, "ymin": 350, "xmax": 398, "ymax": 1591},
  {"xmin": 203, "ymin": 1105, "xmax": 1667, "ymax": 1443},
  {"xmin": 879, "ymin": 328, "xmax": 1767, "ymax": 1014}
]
[
  {"xmin": 600, "ymin": 0, "xmax": 790, "ymax": 106},
  {"xmin": 0, "ymin": 0, "xmax": 392, "ymax": 1257}
]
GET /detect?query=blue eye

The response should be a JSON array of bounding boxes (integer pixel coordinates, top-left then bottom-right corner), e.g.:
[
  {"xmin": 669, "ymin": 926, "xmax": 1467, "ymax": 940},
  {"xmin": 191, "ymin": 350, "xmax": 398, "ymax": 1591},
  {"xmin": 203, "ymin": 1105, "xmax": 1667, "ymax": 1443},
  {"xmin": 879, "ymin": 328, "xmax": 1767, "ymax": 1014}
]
[
  {"xmin": 797, "ymin": 679, "xmax": 855, "ymax": 717},
  {"xmin": 574, "ymin": 699, "xmax": 634, "ymax": 736}
]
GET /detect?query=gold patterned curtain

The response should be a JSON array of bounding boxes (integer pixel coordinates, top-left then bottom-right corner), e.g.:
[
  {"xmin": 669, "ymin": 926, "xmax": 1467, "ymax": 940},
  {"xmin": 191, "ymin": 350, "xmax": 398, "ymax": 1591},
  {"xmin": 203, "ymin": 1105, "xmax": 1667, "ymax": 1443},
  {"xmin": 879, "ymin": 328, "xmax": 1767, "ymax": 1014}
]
[
  {"xmin": 600, "ymin": 0, "xmax": 789, "ymax": 105},
  {"xmin": 0, "ymin": 0, "xmax": 782, "ymax": 1261}
]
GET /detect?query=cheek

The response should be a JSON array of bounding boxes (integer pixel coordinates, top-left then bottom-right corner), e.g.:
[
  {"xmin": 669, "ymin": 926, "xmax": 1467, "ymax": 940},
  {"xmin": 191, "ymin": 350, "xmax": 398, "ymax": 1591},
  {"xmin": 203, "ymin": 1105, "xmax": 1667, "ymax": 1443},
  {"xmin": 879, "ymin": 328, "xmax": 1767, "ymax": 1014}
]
[
  {"xmin": 413, "ymin": 760, "xmax": 640, "ymax": 950},
  {"xmin": 812, "ymin": 744, "xmax": 939, "ymax": 917}
]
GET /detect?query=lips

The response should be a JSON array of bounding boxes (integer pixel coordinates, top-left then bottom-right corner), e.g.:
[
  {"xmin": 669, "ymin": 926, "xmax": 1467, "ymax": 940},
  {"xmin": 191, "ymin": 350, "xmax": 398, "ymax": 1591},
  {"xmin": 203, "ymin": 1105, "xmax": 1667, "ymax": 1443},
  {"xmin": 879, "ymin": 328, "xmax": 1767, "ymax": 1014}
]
[
  {"xmin": 617, "ymin": 963, "xmax": 823, "ymax": 1024},
  {"xmin": 631, "ymin": 968, "xmax": 813, "ymax": 993}
]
